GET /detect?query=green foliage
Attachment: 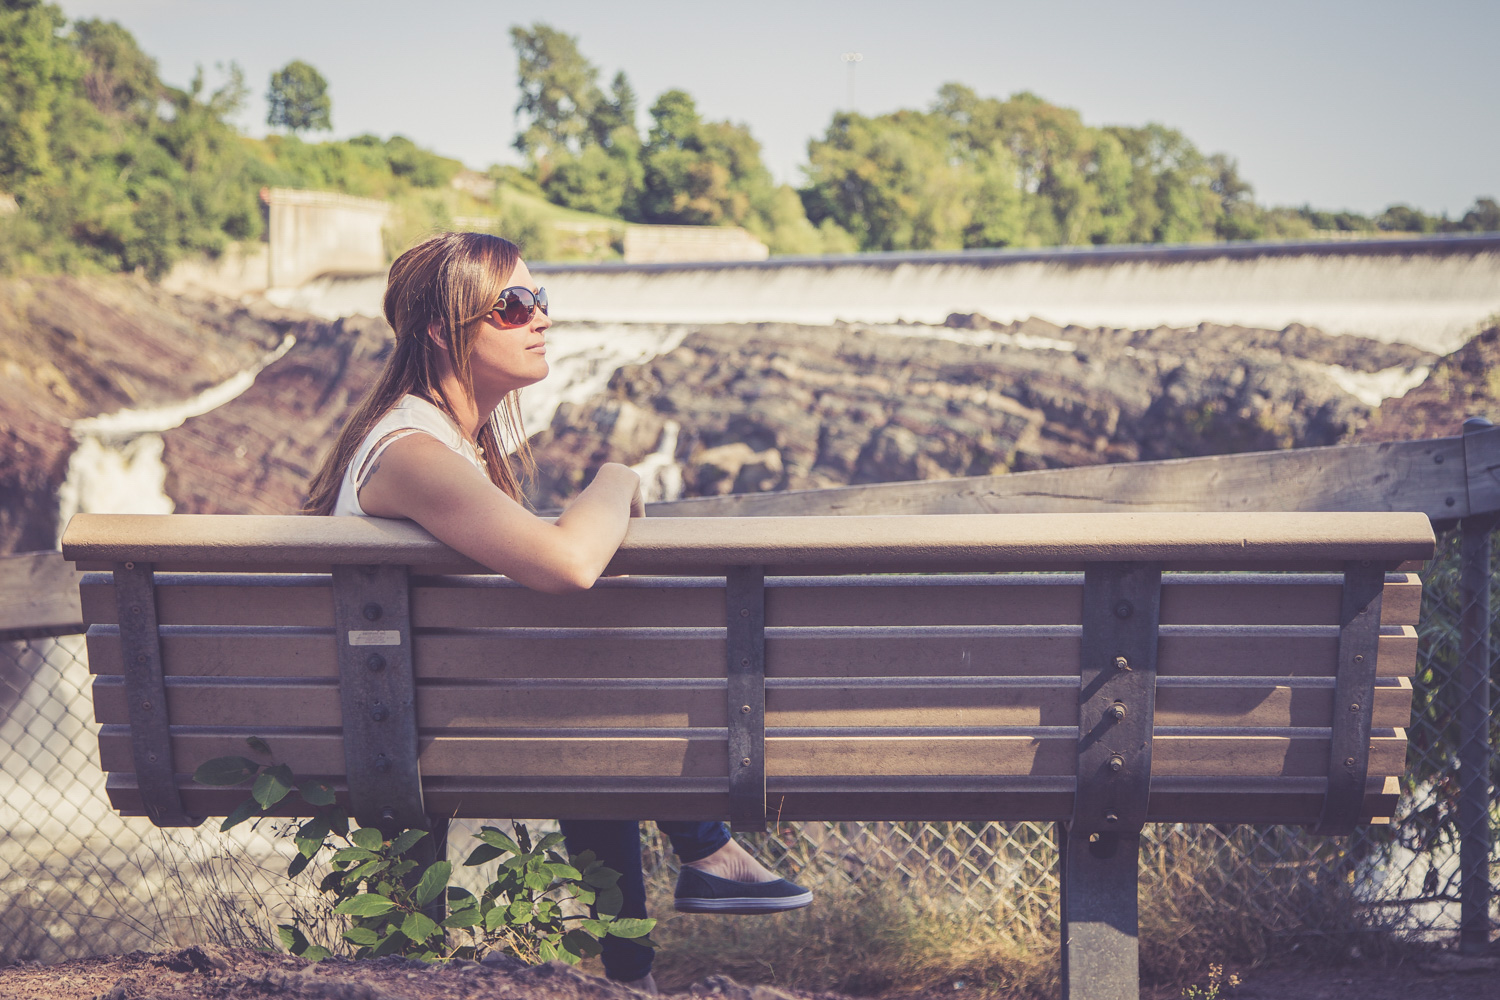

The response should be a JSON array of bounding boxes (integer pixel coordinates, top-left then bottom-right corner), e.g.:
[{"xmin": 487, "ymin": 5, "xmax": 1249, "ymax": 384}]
[
  {"xmin": 511, "ymin": 23, "xmax": 601, "ymax": 161},
  {"xmin": 266, "ymin": 59, "xmax": 331, "ymax": 134},
  {"xmin": 640, "ymin": 89, "xmax": 772, "ymax": 229},
  {"xmin": 1448, "ymin": 196, "xmax": 1499, "ymax": 233},
  {"xmin": 0, "ymin": 3, "xmax": 476, "ymax": 276},
  {"xmin": 804, "ymin": 86, "xmax": 1254, "ymax": 253},
  {"xmin": 510, "ymin": 24, "xmax": 844, "ymax": 254},
  {"xmin": 194, "ymin": 739, "xmax": 652, "ymax": 964},
  {"xmin": 511, "ymin": 25, "xmax": 644, "ymax": 221},
  {"xmin": 803, "ymin": 108, "xmax": 974, "ymax": 251},
  {"xmin": 0, "ymin": 3, "xmax": 262, "ymax": 277},
  {"xmin": 1290, "ymin": 196, "xmax": 1499, "ymax": 236},
  {"xmin": 248, "ymin": 132, "xmax": 460, "ymax": 199}
]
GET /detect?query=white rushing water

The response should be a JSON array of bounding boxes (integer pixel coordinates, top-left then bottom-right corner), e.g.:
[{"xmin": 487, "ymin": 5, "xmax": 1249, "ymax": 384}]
[
  {"xmin": 265, "ymin": 239, "xmax": 1500, "ymax": 358},
  {"xmin": 631, "ymin": 421, "xmax": 685, "ymax": 503},
  {"xmin": 516, "ymin": 324, "xmax": 689, "ymax": 437},
  {"xmin": 267, "ymin": 274, "xmax": 1439, "ymax": 436},
  {"xmin": 534, "ymin": 246, "xmax": 1500, "ymax": 355},
  {"xmin": 54, "ymin": 334, "xmax": 295, "ymax": 540}
]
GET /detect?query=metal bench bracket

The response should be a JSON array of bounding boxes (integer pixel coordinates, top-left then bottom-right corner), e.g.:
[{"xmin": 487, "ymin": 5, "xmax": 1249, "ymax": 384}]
[
  {"xmin": 1314, "ymin": 560, "xmax": 1386, "ymax": 834},
  {"xmin": 1073, "ymin": 561, "xmax": 1162, "ymax": 833},
  {"xmin": 332, "ymin": 564, "xmax": 425, "ymax": 834},
  {"xmin": 1063, "ymin": 561, "xmax": 1161, "ymax": 1000},
  {"xmin": 725, "ymin": 566, "xmax": 767, "ymax": 833},
  {"xmin": 113, "ymin": 561, "xmax": 200, "ymax": 828}
]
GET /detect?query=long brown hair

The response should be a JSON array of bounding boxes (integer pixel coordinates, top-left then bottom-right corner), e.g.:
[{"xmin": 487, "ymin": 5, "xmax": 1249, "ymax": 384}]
[{"xmin": 304, "ymin": 232, "xmax": 537, "ymax": 515}]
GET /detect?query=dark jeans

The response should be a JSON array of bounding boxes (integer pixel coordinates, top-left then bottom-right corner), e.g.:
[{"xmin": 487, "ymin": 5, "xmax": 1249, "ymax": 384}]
[{"xmin": 559, "ymin": 819, "xmax": 730, "ymax": 981}]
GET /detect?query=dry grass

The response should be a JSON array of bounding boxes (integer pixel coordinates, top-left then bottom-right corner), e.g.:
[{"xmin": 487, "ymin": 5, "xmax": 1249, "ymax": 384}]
[
  {"xmin": 0, "ymin": 823, "xmax": 326, "ymax": 963},
  {"xmin": 647, "ymin": 873, "xmax": 1056, "ymax": 999},
  {"xmin": 638, "ymin": 822, "xmax": 1414, "ymax": 998}
]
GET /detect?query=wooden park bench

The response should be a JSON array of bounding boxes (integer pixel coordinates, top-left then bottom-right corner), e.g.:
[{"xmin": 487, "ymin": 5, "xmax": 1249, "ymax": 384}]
[{"xmin": 63, "ymin": 509, "xmax": 1434, "ymax": 1000}]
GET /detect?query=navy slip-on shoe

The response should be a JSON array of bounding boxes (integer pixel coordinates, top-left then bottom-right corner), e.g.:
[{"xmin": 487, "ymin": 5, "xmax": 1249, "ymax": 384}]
[{"xmin": 673, "ymin": 866, "xmax": 813, "ymax": 914}]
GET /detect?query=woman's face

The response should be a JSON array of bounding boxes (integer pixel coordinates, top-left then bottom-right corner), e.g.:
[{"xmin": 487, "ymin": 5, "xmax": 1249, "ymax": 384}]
[{"xmin": 468, "ymin": 258, "xmax": 551, "ymax": 399}]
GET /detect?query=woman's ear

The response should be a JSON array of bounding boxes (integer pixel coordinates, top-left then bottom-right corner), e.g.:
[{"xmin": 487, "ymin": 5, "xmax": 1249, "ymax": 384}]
[{"xmin": 426, "ymin": 320, "xmax": 449, "ymax": 349}]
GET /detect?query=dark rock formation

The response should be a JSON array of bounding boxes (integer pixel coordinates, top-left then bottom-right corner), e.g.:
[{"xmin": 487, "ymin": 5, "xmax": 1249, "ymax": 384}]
[
  {"xmin": 1357, "ymin": 325, "xmax": 1500, "ymax": 442},
  {"xmin": 5, "ymin": 272, "xmax": 1447, "ymax": 540},
  {"xmin": 161, "ymin": 314, "xmax": 392, "ymax": 515},
  {"xmin": 0, "ymin": 275, "xmax": 299, "ymax": 553},
  {"xmin": 527, "ymin": 317, "xmax": 1434, "ymax": 509}
]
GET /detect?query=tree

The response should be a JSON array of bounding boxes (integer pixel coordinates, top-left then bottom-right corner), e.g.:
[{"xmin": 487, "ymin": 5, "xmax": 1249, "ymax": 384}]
[
  {"xmin": 511, "ymin": 23, "xmax": 598, "ymax": 160},
  {"xmin": 74, "ymin": 18, "xmax": 160, "ymax": 121},
  {"xmin": 266, "ymin": 59, "xmax": 330, "ymax": 134},
  {"xmin": 0, "ymin": 0, "xmax": 88, "ymax": 189},
  {"xmin": 638, "ymin": 89, "xmax": 780, "ymax": 230},
  {"xmin": 804, "ymin": 109, "xmax": 976, "ymax": 251},
  {"xmin": 1454, "ymin": 197, "xmax": 1499, "ymax": 233},
  {"xmin": 1377, "ymin": 204, "xmax": 1437, "ymax": 233}
]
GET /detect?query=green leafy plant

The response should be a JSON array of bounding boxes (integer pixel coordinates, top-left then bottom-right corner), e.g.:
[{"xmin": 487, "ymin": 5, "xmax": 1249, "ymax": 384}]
[
  {"xmin": 195, "ymin": 738, "xmax": 653, "ymax": 964},
  {"xmin": 1181, "ymin": 963, "xmax": 1240, "ymax": 999}
]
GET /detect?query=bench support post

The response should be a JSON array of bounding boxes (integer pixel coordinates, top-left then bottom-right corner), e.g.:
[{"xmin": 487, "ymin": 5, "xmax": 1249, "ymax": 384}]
[
  {"xmin": 1459, "ymin": 416, "xmax": 1497, "ymax": 954},
  {"xmin": 113, "ymin": 561, "xmax": 201, "ymax": 828},
  {"xmin": 331, "ymin": 564, "xmax": 426, "ymax": 834},
  {"xmin": 725, "ymin": 566, "xmax": 767, "ymax": 833},
  {"xmin": 1313, "ymin": 560, "xmax": 1385, "ymax": 834},
  {"xmin": 1059, "ymin": 825, "xmax": 1143, "ymax": 1000},
  {"xmin": 1064, "ymin": 561, "xmax": 1161, "ymax": 1000}
]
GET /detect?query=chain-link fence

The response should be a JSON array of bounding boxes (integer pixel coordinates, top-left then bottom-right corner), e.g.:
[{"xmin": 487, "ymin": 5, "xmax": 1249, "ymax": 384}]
[{"xmin": 2, "ymin": 528, "xmax": 1496, "ymax": 964}]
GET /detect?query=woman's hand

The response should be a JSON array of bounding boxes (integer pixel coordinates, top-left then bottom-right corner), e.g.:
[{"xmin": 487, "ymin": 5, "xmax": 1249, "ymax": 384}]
[{"xmin": 356, "ymin": 438, "xmax": 642, "ymax": 594}]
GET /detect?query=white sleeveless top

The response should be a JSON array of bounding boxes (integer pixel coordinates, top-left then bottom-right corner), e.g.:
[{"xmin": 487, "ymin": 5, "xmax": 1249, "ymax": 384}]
[{"xmin": 333, "ymin": 395, "xmax": 484, "ymax": 517}]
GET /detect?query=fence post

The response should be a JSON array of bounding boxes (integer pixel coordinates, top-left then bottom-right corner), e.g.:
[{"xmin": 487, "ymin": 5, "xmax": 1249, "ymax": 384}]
[{"xmin": 1459, "ymin": 416, "xmax": 1496, "ymax": 955}]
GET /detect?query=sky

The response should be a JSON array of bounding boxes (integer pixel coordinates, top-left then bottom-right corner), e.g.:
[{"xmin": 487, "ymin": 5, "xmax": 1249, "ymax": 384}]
[{"xmin": 55, "ymin": 0, "xmax": 1500, "ymax": 217}]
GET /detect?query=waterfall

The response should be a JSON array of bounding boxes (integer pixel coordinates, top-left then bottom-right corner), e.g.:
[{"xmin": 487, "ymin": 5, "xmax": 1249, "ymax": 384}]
[
  {"xmin": 631, "ymin": 422, "xmax": 684, "ymax": 504},
  {"xmin": 517, "ymin": 324, "xmax": 690, "ymax": 438},
  {"xmin": 531, "ymin": 236, "xmax": 1500, "ymax": 355},
  {"xmin": 54, "ymin": 334, "xmax": 295, "ymax": 540},
  {"xmin": 267, "ymin": 237, "xmax": 1500, "ymax": 357}
]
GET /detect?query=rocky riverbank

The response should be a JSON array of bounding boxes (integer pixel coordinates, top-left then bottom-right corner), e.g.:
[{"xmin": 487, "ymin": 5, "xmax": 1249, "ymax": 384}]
[
  {"xmin": 1354, "ymin": 323, "xmax": 1500, "ymax": 442},
  {"xmin": 0, "ymin": 275, "xmax": 306, "ymax": 552},
  {"xmin": 152, "ymin": 312, "xmax": 1436, "ymax": 517},
  {"xmin": 524, "ymin": 316, "xmax": 1433, "ymax": 509},
  {"xmin": 3, "ymin": 267, "xmax": 1487, "ymax": 545}
]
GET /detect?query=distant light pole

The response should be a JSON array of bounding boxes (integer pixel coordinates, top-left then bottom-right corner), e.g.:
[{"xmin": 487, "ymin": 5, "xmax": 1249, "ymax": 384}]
[{"xmin": 842, "ymin": 52, "xmax": 863, "ymax": 109}]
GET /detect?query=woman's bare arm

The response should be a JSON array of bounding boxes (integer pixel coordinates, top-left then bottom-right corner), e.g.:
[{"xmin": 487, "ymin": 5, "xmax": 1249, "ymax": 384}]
[{"xmin": 355, "ymin": 433, "xmax": 641, "ymax": 594}]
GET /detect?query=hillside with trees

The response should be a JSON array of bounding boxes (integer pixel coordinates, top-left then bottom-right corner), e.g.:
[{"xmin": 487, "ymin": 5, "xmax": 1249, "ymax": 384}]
[{"xmin": 1, "ymin": 2, "xmax": 1494, "ymax": 279}]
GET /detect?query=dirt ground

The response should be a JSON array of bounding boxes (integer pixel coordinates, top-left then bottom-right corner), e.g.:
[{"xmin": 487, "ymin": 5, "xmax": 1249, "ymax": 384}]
[{"xmin": 2, "ymin": 947, "xmax": 1498, "ymax": 1000}]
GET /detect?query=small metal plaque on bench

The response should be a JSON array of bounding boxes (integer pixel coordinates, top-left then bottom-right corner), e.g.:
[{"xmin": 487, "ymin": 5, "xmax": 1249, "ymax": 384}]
[{"xmin": 347, "ymin": 630, "xmax": 402, "ymax": 646}]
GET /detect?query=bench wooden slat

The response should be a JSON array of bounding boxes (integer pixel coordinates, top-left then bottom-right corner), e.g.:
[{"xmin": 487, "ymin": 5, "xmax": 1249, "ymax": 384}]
[
  {"xmin": 1379, "ymin": 573, "xmax": 1423, "ymax": 626},
  {"xmin": 104, "ymin": 772, "xmax": 1402, "ymax": 825},
  {"xmin": 97, "ymin": 729, "xmax": 1410, "ymax": 781},
  {"xmin": 769, "ymin": 575, "xmax": 1422, "ymax": 627},
  {"xmin": 84, "ymin": 625, "xmax": 1421, "ymax": 680},
  {"xmin": 80, "ymin": 573, "xmax": 1423, "ymax": 628},
  {"xmin": 61, "ymin": 511, "xmax": 1435, "ymax": 575},
  {"xmin": 82, "ymin": 579, "xmax": 730, "ymax": 628},
  {"xmin": 92, "ymin": 676, "xmax": 1415, "ymax": 731}
]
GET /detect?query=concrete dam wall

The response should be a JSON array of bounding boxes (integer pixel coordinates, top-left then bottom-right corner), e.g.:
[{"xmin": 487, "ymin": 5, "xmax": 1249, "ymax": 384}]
[
  {"xmin": 272, "ymin": 234, "xmax": 1500, "ymax": 356},
  {"xmin": 536, "ymin": 234, "xmax": 1500, "ymax": 355}
]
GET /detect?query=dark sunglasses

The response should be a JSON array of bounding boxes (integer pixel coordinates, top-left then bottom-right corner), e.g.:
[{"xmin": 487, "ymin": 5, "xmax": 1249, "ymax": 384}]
[{"xmin": 489, "ymin": 285, "xmax": 548, "ymax": 328}]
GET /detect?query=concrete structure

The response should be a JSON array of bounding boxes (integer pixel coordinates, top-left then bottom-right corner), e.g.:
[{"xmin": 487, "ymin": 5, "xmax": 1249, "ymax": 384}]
[
  {"xmin": 535, "ymin": 234, "xmax": 1500, "ymax": 355},
  {"xmin": 623, "ymin": 224, "xmax": 769, "ymax": 263},
  {"xmin": 161, "ymin": 241, "xmax": 271, "ymax": 299},
  {"xmin": 263, "ymin": 187, "xmax": 390, "ymax": 289}
]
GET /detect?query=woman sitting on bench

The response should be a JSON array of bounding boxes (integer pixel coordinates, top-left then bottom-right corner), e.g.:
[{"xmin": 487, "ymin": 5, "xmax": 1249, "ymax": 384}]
[{"xmin": 303, "ymin": 231, "xmax": 810, "ymax": 990}]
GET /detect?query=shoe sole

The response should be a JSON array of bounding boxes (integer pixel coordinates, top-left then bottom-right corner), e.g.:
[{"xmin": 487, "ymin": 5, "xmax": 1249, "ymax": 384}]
[{"xmin": 674, "ymin": 891, "xmax": 813, "ymax": 914}]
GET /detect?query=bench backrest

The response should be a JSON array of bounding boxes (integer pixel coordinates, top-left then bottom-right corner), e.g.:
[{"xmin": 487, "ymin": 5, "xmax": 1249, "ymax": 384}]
[{"xmin": 63, "ymin": 511, "xmax": 1433, "ymax": 835}]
